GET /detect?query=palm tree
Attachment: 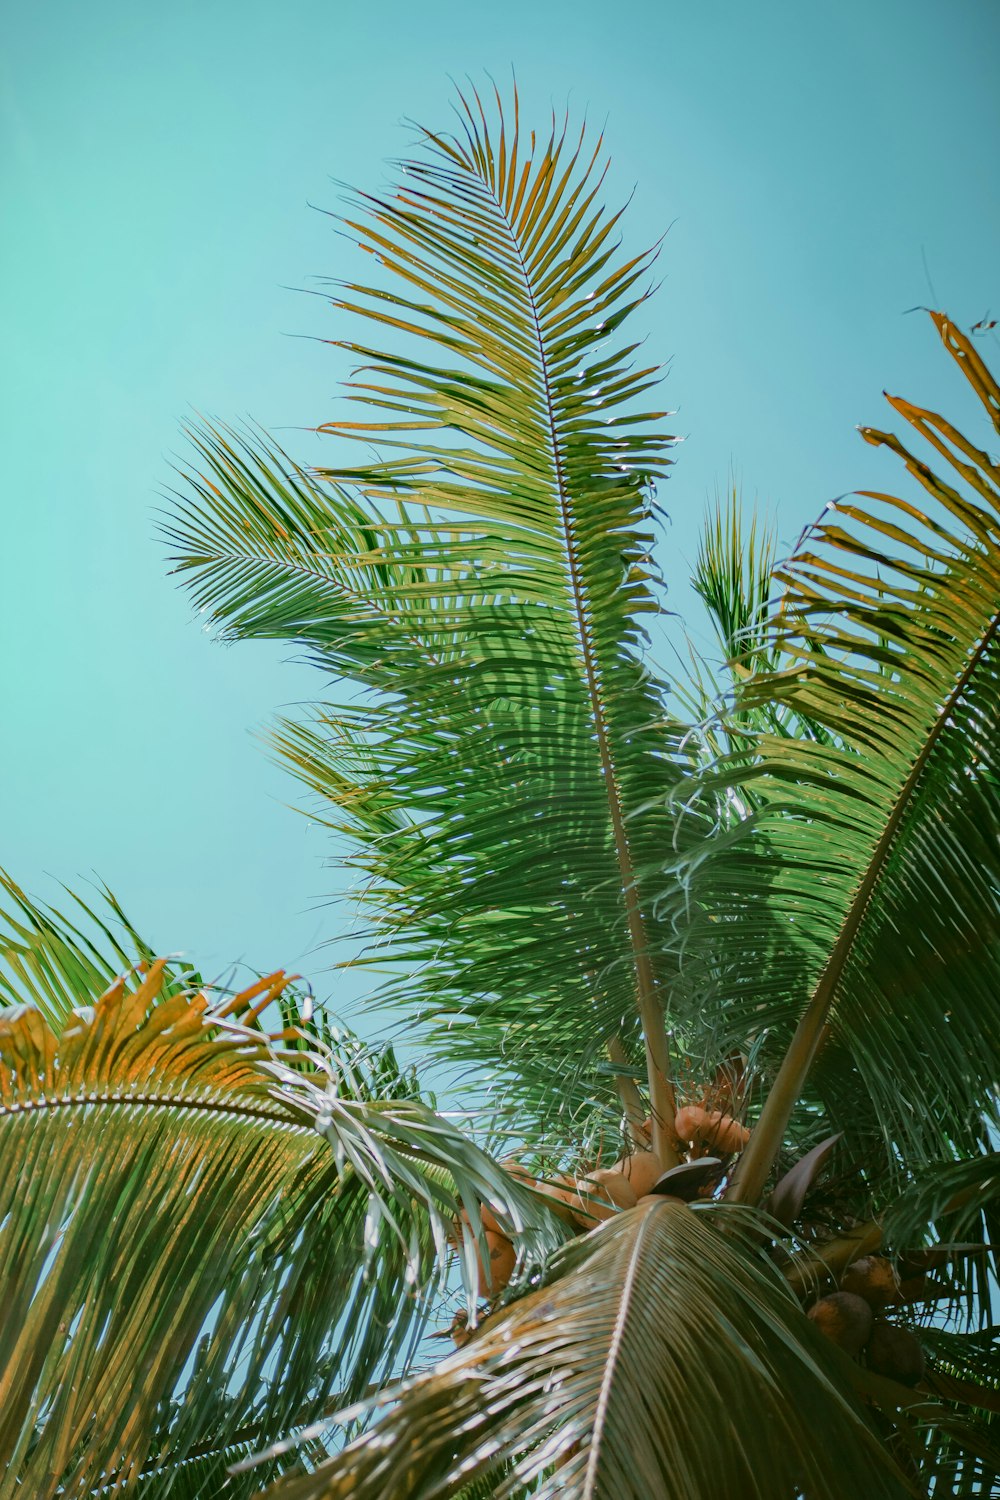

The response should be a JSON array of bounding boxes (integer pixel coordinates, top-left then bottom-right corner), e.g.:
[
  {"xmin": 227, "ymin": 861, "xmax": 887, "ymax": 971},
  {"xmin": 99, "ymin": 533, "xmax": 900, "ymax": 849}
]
[{"xmin": 2, "ymin": 86, "xmax": 998, "ymax": 1496}]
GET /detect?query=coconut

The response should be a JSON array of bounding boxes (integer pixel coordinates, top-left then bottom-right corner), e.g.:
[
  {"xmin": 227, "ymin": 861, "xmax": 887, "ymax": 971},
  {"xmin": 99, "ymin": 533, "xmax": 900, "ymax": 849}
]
[
  {"xmin": 477, "ymin": 1229, "xmax": 517, "ymax": 1296},
  {"xmin": 674, "ymin": 1104, "xmax": 709, "ymax": 1144},
  {"xmin": 574, "ymin": 1168, "xmax": 637, "ymax": 1225},
  {"xmin": 841, "ymin": 1256, "xmax": 901, "ymax": 1309},
  {"xmin": 674, "ymin": 1104, "xmax": 749, "ymax": 1154},
  {"xmin": 450, "ymin": 1203, "xmax": 504, "ymax": 1246},
  {"xmin": 613, "ymin": 1149, "xmax": 665, "ymax": 1198},
  {"xmin": 807, "ymin": 1292, "xmax": 873, "ymax": 1356},
  {"xmin": 479, "ymin": 1203, "xmax": 504, "ymax": 1235},
  {"xmin": 867, "ymin": 1323, "xmax": 925, "ymax": 1386},
  {"xmin": 499, "ymin": 1155, "xmax": 529, "ymax": 1179},
  {"xmin": 528, "ymin": 1173, "xmax": 586, "ymax": 1226},
  {"xmin": 703, "ymin": 1112, "xmax": 751, "ymax": 1153},
  {"xmin": 636, "ymin": 1193, "xmax": 686, "ymax": 1208}
]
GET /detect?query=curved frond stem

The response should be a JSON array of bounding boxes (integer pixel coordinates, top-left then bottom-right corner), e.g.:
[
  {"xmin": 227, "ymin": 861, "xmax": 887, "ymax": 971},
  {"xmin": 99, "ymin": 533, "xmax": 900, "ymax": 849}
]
[
  {"xmin": 490, "ymin": 185, "xmax": 679, "ymax": 1162},
  {"xmin": 604, "ymin": 1033, "xmax": 646, "ymax": 1139},
  {"xmin": 729, "ymin": 608, "xmax": 1000, "ymax": 1206}
]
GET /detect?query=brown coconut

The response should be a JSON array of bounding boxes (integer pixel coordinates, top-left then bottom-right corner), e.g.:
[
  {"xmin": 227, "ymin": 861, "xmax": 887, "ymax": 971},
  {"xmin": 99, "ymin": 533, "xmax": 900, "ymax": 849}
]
[
  {"xmin": 674, "ymin": 1104, "xmax": 709, "ymax": 1144},
  {"xmin": 841, "ymin": 1255, "xmax": 901, "ymax": 1309},
  {"xmin": 613, "ymin": 1149, "xmax": 665, "ymax": 1198},
  {"xmin": 528, "ymin": 1173, "xmax": 587, "ymax": 1226},
  {"xmin": 451, "ymin": 1208, "xmax": 517, "ymax": 1295},
  {"xmin": 450, "ymin": 1203, "xmax": 503, "ymax": 1246},
  {"xmin": 477, "ymin": 1229, "xmax": 517, "ymax": 1296},
  {"xmin": 867, "ymin": 1323, "xmax": 926, "ymax": 1386},
  {"xmin": 807, "ymin": 1292, "xmax": 874, "ymax": 1357},
  {"xmin": 704, "ymin": 1112, "xmax": 751, "ymax": 1154},
  {"xmin": 674, "ymin": 1104, "xmax": 750, "ymax": 1154},
  {"xmin": 574, "ymin": 1168, "xmax": 637, "ymax": 1225}
]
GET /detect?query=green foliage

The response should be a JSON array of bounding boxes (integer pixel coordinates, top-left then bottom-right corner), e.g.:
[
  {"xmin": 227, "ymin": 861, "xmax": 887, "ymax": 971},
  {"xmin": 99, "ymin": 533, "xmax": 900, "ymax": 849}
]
[
  {"xmin": 165, "ymin": 90, "xmax": 693, "ymax": 1144},
  {"xmin": 5, "ymin": 83, "xmax": 1000, "ymax": 1499},
  {"xmin": 260, "ymin": 1200, "xmax": 910, "ymax": 1500},
  {"xmin": 670, "ymin": 314, "xmax": 1000, "ymax": 1202}
]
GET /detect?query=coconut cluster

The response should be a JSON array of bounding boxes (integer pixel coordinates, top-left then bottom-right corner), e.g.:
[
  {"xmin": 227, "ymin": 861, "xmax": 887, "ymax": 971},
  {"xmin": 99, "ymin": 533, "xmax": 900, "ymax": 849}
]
[
  {"xmin": 453, "ymin": 1093, "xmax": 755, "ymax": 1313},
  {"xmin": 453, "ymin": 1142, "xmax": 674, "ymax": 1305},
  {"xmin": 674, "ymin": 1103, "xmax": 751, "ymax": 1155},
  {"xmin": 806, "ymin": 1256, "xmax": 926, "ymax": 1385}
]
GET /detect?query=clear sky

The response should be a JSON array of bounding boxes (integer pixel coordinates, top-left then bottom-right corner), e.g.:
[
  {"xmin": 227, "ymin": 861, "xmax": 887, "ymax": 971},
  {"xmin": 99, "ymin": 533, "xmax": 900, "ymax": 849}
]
[{"xmin": 2, "ymin": 0, "xmax": 998, "ymax": 1023}]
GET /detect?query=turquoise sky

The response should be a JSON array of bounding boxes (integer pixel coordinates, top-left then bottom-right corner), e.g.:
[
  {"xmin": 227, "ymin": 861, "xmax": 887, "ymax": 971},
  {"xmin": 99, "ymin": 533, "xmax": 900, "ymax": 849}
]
[{"xmin": 2, "ymin": 0, "xmax": 998, "ymax": 1022}]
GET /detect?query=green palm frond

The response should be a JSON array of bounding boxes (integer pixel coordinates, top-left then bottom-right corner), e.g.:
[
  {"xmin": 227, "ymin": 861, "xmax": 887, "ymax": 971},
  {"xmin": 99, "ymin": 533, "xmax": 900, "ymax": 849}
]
[
  {"xmin": 885, "ymin": 1153, "xmax": 1000, "ymax": 1331},
  {"xmin": 0, "ymin": 870, "xmax": 193, "ymax": 1026},
  {"xmin": 166, "ymin": 87, "xmax": 692, "ymax": 1155},
  {"xmin": 257, "ymin": 1199, "xmax": 910, "ymax": 1500},
  {"xmin": 888, "ymin": 1153, "xmax": 1000, "ymax": 1250},
  {"xmin": 667, "ymin": 312, "xmax": 1000, "ymax": 1202},
  {"xmin": 166, "ymin": 421, "xmax": 445, "ymax": 679},
  {"xmin": 680, "ymin": 491, "xmax": 831, "ymax": 785},
  {"xmin": 693, "ymin": 485, "xmax": 776, "ymax": 670},
  {"xmin": 0, "ymin": 889, "xmax": 564, "ymax": 1499}
]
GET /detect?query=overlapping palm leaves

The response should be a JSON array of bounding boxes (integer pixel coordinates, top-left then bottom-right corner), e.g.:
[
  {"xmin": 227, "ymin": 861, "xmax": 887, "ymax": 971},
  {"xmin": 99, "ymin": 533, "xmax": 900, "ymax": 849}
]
[
  {"xmin": 160, "ymin": 84, "xmax": 1000, "ymax": 1494},
  {"xmin": 0, "ymin": 75, "xmax": 991, "ymax": 1497},
  {"xmin": 260, "ymin": 1200, "xmax": 910, "ymax": 1500},
  {"xmin": 0, "ymin": 880, "xmax": 562, "ymax": 1499},
  {"xmin": 167, "ymin": 90, "xmax": 691, "ymax": 1158},
  {"xmin": 665, "ymin": 314, "xmax": 1000, "ymax": 1206}
]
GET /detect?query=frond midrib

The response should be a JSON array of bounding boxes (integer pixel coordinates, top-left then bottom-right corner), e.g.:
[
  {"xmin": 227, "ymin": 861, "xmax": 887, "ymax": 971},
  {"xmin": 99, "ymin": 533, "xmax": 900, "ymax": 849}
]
[
  {"xmin": 471, "ymin": 156, "xmax": 677, "ymax": 1158},
  {"xmin": 581, "ymin": 1205, "xmax": 657, "ymax": 1497},
  {"xmin": 0, "ymin": 1088, "xmax": 312, "ymax": 1132},
  {"xmin": 731, "ymin": 577, "xmax": 1000, "ymax": 1205}
]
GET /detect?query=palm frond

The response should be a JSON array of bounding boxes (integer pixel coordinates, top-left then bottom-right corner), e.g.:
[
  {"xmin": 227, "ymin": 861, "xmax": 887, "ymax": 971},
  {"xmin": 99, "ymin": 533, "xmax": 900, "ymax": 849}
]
[
  {"xmin": 667, "ymin": 312, "xmax": 1000, "ymax": 1202},
  {"xmin": 166, "ymin": 87, "xmax": 693, "ymax": 1154},
  {"xmin": 693, "ymin": 485, "xmax": 776, "ymax": 670},
  {"xmin": 884, "ymin": 1153, "xmax": 1000, "ymax": 1331},
  {"xmin": 0, "ymin": 870, "xmax": 190, "ymax": 1026},
  {"xmin": 256, "ymin": 1199, "xmax": 910, "ymax": 1500},
  {"xmin": 0, "ymin": 888, "xmax": 563, "ymax": 1499},
  {"xmin": 887, "ymin": 1153, "xmax": 1000, "ymax": 1250}
]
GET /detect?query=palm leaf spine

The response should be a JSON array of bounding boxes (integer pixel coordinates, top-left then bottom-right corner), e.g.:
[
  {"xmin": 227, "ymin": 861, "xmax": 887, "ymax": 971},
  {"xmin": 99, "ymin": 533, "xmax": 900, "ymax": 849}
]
[{"xmin": 726, "ymin": 313, "xmax": 1000, "ymax": 1204}]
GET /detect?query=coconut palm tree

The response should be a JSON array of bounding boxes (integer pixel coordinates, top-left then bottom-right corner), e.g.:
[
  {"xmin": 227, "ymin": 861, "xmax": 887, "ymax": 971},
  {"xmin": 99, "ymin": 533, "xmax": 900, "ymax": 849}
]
[{"xmin": 2, "ymin": 86, "xmax": 998, "ymax": 1497}]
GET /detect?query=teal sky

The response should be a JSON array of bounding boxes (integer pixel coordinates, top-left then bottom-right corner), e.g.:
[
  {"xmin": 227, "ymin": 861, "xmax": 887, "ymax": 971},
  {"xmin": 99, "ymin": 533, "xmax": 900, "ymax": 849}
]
[{"xmin": 2, "ymin": 0, "xmax": 998, "ymax": 1021}]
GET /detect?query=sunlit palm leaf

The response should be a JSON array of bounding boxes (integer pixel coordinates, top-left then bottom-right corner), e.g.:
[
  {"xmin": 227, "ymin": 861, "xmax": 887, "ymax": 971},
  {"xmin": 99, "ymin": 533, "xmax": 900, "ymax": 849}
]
[
  {"xmin": 166, "ymin": 87, "xmax": 690, "ymax": 1152},
  {"xmin": 258, "ymin": 1199, "xmax": 909, "ymax": 1500},
  {"xmin": 693, "ymin": 487, "xmax": 776, "ymax": 670},
  {"xmin": 668, "ymin": 313, "xmax": 1000, "ymax": 1201},
  {"xmin": 0, "ymin": 891, "xmax": 562, "ymax": 1499}
]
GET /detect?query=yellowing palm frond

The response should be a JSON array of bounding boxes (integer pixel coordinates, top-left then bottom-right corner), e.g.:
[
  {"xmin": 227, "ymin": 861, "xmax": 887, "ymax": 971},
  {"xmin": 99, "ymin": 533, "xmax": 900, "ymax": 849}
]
[{"xmin": 0, "ymin": 888, "xmax": 562, "ymax": 1499}]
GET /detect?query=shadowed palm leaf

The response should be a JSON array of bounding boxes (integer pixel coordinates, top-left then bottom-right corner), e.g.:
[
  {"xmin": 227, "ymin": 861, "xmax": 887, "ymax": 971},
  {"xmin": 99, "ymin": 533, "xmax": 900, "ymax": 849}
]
[
  {"xmin": 256, "ymin": 1199, "xmax": 909, "ymax": 1500},
  {"xmin": 666, "ymin": 314, "xmax": 1000, "ymax": 1203}
]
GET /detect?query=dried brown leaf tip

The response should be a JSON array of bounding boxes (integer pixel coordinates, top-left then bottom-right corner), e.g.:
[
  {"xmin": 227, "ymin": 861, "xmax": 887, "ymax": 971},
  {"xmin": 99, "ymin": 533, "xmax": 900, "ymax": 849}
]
[{"xmin": 0, "ymin": 961, "xmax": 298, "ymax": 1114}]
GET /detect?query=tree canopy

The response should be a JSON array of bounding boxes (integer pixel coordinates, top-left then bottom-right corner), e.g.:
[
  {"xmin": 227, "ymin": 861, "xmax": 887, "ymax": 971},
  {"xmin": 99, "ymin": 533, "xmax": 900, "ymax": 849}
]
[{"xmin": 2, "ymin": 86, "xmax": 998, "ymax": 1498}]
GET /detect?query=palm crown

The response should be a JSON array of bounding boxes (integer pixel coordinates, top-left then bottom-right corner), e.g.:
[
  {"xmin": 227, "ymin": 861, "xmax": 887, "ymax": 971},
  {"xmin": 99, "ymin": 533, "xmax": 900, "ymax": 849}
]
[{"xmin": 2, "ymin": 87, "xmax": 998, "ymax": 1498}]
